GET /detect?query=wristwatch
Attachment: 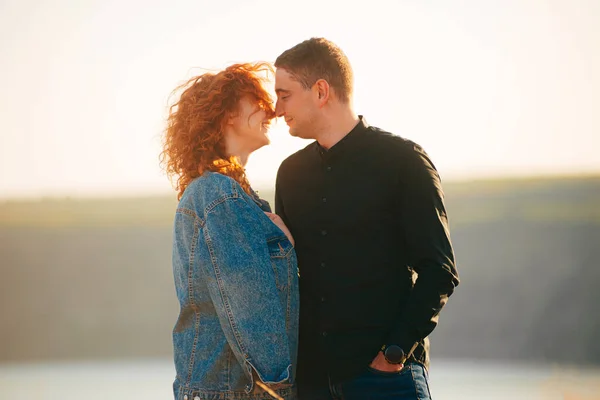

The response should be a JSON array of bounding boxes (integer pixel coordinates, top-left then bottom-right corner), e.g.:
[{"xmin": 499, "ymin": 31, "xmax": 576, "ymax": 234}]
[{"xmin": 381, "ymin": 344, "xmax": 406, "ymax": 365}]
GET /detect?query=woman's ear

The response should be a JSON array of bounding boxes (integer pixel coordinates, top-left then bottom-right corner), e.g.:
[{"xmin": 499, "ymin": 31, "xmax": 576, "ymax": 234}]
[{"xmin": 226, "ymin": 112, "xmax": 237, "ymax": 126}]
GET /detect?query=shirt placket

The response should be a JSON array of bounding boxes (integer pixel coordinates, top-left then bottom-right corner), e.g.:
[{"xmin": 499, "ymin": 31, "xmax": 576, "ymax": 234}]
[{"xmin": 318, "ymin": 149, "xmax": 334, "ymax": 340}]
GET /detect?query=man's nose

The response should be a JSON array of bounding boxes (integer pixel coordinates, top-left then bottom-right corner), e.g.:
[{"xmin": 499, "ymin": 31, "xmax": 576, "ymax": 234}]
[{"xmin": 275, "ymin": 100, "xmax": 284, "ymax": 117}]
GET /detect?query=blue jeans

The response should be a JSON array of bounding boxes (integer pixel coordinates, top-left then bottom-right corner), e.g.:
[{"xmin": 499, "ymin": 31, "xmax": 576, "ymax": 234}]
[{"xmin": 298, "ymin": 363, "xmax": 432, "ymax": 400}]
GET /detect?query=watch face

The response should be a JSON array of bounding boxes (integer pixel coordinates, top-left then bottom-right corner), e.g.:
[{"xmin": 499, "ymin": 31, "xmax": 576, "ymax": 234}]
[{"xmin": 385, "ymin": 345, "xmax": 405, "ymax": 364}]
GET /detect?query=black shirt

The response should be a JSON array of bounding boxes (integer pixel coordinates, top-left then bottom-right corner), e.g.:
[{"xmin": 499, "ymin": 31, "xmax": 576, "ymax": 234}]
[{"xmin": 275, "ymin": 117, "xmax": 460, "ymax": 388}]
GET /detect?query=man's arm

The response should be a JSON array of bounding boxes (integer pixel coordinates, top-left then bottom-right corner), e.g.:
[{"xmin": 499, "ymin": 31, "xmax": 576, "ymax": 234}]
[
  {"xmin": 386, "ymin": 143, "xmax": 460, "ymax": 359},
  {"xmin": 274, "ymin": 167, "xmax": 290, "ymax": 227}
]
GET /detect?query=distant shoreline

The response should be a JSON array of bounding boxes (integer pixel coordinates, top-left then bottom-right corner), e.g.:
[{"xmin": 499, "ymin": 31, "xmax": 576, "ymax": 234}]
[{"xmin": 2, "ymin": 172, "xmax": 599, "ymax": 203}]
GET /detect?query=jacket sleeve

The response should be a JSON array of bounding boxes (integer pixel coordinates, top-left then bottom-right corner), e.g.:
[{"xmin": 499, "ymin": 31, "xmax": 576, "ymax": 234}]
[
  {"xmin": 387, "ymin": 144, "xmax": 460, "ymax": 358},
  {"xmin": 200, "ymin": 195, "xmax": 292, "ymax": 388}
]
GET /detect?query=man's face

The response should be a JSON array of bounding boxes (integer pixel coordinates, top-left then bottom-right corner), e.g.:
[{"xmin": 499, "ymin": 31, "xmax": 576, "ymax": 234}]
[{"xmin": 274, "ymin": 68, "xmax": 319, "ymax": 139}]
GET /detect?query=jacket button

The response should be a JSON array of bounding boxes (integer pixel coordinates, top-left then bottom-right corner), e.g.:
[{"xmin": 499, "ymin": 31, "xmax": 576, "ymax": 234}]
[
  {"xmin": 321, "ymin": 297, "xmax": 326, "ymax": 302},
  {"xmin": 322, "ymin": 197, "xmax": 327, "ymax": 203},
  {"xmin": 326, "ymin": 166, "xmax": 332, "ymax": 172},
  {"xmin": 322, "ymin": 331, "xmax": 328, "ymax": 337},
  {"xmin": 320, "ymin": 262, "xmax": 326, "ymax": 268},
  {"xmin": 321, "ymin": 230, "xmax": 327, "ymax": 236}
]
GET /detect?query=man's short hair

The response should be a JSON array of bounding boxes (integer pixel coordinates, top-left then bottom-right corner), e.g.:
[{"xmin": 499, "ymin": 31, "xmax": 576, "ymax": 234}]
[{"xmin": 275, "ymin": 37, "xmax": 353, "ymax": 103}]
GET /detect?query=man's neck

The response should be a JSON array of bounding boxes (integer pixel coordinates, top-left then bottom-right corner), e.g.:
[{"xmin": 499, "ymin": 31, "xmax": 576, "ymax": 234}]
[{"xmin": 316, "ymin": 109, "xmax": 360, "ymax": 150}]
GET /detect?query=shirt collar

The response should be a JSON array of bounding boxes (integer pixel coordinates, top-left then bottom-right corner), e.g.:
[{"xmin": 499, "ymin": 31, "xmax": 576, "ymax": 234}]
[{"xmin": 316, "ymin": 115, "xmax": 369, "ymax": 159}]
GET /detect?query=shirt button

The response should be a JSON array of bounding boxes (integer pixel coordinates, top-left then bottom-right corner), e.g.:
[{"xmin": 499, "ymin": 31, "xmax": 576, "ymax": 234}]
[{"xmin": 321, "ymin": 230, "xmax": 327, "ymax": 236}]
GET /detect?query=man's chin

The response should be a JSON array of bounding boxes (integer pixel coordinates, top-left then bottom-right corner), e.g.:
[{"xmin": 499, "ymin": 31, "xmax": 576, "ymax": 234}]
[{"xmin": 288, "ymin": 127, "xmax": 302, "ymax": 138}]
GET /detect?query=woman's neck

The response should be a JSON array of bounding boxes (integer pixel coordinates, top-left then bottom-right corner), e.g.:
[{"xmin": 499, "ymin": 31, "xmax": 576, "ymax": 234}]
[{"xmin": 223, "ymin": 135, "xmax": 250, "ymax": 166}]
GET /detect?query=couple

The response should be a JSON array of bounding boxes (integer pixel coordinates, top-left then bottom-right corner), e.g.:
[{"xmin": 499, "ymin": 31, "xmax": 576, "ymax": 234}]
[{"xmin": 160, "ymin": 38, "xmax": 460, "ymax": 400}]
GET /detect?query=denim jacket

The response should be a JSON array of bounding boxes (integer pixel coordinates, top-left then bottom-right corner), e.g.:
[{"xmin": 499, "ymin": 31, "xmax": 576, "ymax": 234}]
[{"xmin": 171, "ymin": 172, "xmax": 299, "ymax": 400}]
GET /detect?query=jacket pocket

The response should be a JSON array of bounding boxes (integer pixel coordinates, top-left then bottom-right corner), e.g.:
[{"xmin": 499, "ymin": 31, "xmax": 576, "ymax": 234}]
[{"xmin": 267, "ymin": 236, "xmax": 294, "ymax": 291}]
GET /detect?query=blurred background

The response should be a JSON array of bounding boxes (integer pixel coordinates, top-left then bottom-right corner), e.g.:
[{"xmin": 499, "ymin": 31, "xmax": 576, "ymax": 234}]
[{"xmin": 1, "ymin": 0, "xmax": 599, "ymax": 399}]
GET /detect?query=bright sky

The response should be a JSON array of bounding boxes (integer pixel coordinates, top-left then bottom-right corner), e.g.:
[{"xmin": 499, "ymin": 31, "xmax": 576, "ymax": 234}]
[{"xmin": 0, "ymin": 0, "xmax": 598, "ymax": 198}]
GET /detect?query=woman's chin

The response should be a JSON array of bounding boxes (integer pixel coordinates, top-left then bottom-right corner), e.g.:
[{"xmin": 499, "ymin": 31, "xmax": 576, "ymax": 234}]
[
  {"xmin": 260, "ymin": 133, "xmax": 271, "ymax": 146},
  {"xmin": 251, "ymin": 137, "xmax": 270, "ymax": 153}
]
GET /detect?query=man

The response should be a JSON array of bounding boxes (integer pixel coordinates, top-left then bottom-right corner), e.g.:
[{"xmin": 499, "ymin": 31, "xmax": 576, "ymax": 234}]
[{"xmin": 273, "ymin": 37, "xmax": 460, "ymax": 399}]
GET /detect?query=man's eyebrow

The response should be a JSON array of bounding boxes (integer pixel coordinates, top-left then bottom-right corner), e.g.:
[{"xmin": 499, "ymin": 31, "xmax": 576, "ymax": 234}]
[{"xmin": 275, "ymin": 88, "xmax": 291, "ymax": 94}]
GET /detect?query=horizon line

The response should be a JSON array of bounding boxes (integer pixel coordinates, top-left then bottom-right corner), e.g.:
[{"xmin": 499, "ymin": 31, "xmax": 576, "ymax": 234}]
[{"xmin": 1, "ymin": 171, "xmax": 599, "ymax": 203}]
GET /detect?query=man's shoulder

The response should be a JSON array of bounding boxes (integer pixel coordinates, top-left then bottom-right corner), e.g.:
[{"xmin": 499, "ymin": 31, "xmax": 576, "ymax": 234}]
[
  {"xmin": 367, "ymin": 126, "xmax": 441, "ymax": 179},
  {"xmin": 366, "ymin": 125, "xmax": 423, "ymax": 155}
]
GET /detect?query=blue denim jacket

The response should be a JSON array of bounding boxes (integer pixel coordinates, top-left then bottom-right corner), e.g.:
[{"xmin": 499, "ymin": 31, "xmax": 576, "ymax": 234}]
[{"xmin": 171, "ymin": 172, "xmax": 299, "ymax": 400}]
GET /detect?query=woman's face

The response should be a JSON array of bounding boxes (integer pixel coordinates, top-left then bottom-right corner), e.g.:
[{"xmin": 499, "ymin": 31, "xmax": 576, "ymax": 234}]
[{"xmin": 230, "ymin": 96, "xmax": 274, "ymax": 153}]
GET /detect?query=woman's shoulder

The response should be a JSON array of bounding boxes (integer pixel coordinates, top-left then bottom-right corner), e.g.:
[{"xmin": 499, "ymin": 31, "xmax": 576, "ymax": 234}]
[
  {"xmin": 179, "ymin": 172, "xmax": 243, "ymax": 213},
  {"xmin": 195, "ymin": 171, "xmax": 239, "ymax": 190}
]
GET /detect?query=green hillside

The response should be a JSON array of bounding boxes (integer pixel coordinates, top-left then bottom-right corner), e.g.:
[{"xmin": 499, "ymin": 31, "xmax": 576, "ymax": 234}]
[{"xmin": 1, "ymin": 174, "xmax": 599, "ymax": 365}]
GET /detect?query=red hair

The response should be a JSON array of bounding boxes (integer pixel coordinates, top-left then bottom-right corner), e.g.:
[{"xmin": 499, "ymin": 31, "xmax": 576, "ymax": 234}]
[{"xmin": 160, "ymin": 62, "xmax": 275, "ymax": 200}]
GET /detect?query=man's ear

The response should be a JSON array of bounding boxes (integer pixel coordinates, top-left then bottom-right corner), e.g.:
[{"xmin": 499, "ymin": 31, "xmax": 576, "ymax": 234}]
[{"xmin": 314, "ymin": 79, "xmax": 330, "ymax": 107}]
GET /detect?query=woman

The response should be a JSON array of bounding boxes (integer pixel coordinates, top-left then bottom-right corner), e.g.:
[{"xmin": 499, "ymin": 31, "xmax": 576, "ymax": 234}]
[{"xmin": 160, "ymin": 63, "xmax": 299, "ymax": 400}]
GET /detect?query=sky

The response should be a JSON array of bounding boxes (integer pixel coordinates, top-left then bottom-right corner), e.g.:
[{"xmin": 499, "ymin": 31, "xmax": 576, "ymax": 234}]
[{"xmin": 0, "ymin": 0, "xmax": 598, "ymax": 198}]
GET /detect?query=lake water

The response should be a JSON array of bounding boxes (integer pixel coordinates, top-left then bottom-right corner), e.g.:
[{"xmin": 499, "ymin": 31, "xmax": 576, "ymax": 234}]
[{"xmin": 1, "ymin": 358, "xmax": 599, "ymax": 399}]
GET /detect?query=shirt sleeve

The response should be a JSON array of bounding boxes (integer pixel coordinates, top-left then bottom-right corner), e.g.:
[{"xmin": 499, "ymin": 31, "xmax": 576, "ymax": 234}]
[
  {"xmin": 387, "ymin": 143, "xmax": 460, "ymax": 358},
  {"xmin": 200, "ymin": 196, "xmax": 293, "ymax": 388},
  {"xmin": 275, "ymin": 167, "xmax": 290, "ymax": 228}
]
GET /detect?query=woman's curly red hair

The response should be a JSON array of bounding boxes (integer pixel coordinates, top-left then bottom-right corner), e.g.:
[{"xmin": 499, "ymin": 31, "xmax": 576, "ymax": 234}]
[{"xmin": 160, "ymin": 62, "xmax": 275, "ymax": 200}]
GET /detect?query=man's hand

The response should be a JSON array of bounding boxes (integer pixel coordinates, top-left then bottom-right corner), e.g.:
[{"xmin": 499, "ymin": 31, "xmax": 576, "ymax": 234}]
[
  {"xmin": 369, "ymin": 351, "xmax": 403, "ymax": 372},
  {"xmin": 264, "ymin": 212, "xmax": 295, "ymax": 246}
]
